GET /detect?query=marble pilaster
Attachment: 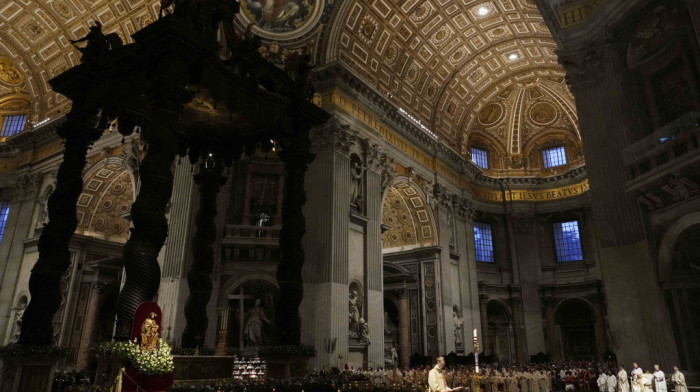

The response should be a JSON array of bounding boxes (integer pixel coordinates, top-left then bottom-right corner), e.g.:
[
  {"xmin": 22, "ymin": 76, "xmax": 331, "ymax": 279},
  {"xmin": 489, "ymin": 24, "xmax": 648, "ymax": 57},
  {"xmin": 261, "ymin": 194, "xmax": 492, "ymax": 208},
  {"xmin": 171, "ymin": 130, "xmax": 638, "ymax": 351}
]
[
  {"xmin": 510, "ymin": 296, "xmax": 527, "ymax": 362},
  {"xmin": 300, "ymin": 122, "xmax": 356, "ymax": 369},
  {"xmin": 544, "ymin": 297, "xmax": 562, "ymax": 361},
  {"xmin": 506, "ymin": 213, "xmax": 545, "ymax": 355},
  {"xmin": 157, "ymin": 161, "xmax": 196, "ymax": 345},
  {"xmin": 365, "ymin": 141, "xmax": 384, "ymax": 368},
  {"xmin": 396, "ymin": 289, "xmax": 410, "ymax": 368},
  {"xmin": 559, "ymin": 39, "xmax": 679, "ymax": 367},
  {"xmin": 479, "ymin": 294, "xmax": 490, "ymax": 356},
  {"xmin": 0, "ymin": 176, "xmax": 40, "ymax": 344},
  {"xmin": 436, "ymin": 196, "xmax": 455, "ymax": 354}
]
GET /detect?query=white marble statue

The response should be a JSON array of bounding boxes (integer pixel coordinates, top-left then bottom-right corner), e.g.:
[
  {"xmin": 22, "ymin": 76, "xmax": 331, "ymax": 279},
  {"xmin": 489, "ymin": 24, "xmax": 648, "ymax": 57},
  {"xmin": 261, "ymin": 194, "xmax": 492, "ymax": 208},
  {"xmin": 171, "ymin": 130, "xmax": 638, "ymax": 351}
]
[{"xmin": 243, "ymin": 298, "xmax": 270, "ymax": 347}]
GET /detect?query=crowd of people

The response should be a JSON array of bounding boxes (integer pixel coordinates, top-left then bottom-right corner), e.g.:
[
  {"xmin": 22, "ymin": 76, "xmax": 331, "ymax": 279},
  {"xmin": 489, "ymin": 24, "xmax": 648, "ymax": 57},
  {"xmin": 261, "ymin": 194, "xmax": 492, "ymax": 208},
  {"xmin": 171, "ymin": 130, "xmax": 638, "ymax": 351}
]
[{"xmin": 342, "ymin": 359, "xmax": 690, "ymax": 392}]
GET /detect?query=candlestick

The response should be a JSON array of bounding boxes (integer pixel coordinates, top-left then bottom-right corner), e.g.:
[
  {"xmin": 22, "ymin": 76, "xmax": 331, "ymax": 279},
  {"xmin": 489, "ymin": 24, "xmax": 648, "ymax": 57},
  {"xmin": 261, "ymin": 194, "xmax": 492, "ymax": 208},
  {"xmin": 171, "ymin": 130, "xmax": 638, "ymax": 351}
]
[{"xmin": 474, "ymin": 328, "xmax": 477, "ymax": 338}]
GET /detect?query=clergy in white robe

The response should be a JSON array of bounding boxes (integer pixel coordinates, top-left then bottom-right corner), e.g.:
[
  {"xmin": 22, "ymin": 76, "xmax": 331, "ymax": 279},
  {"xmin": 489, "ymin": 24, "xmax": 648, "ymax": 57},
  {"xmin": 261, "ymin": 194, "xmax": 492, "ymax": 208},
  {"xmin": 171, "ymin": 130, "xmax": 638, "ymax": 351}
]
[
  {"xmin": 641, "ymin": 373, "xmax": 654, "ymax": 392},
  {"xmin": 618, "ymin": 366, "xmax": 630, "ymax": 392},
  {"xmin": 598, "ymin": 373, "xmax": 609, "ymax": 392},
  {"xmin": 671, "ymin": 366, "xmax": 687, "ymax": 392},
  {"xmin": 607, "ymin": 372, "xmax": 617, "ymax": 392},
  {"xmin": 631, "ymin": 364, "xmax": 644, "ymax": 392},
  {"xmin": 653, "ymin": 366, "xmax": 667, "ymax": 392}
]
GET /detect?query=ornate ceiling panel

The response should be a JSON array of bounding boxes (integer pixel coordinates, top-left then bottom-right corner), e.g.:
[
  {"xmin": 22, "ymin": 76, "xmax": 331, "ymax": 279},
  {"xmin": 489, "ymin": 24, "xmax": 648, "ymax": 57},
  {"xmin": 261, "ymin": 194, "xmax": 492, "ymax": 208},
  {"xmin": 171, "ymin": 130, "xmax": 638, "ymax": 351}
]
[
  {"xmin": 331, "ymin": 0, "xmax": 584, "ymax": 174},
  {"xmin": 382, "ymin": 181, "xmax": 435, "ymax": 250},
  {"xmin": 0, "ymin": 0, "xmax": 160, "ymax": 124}
]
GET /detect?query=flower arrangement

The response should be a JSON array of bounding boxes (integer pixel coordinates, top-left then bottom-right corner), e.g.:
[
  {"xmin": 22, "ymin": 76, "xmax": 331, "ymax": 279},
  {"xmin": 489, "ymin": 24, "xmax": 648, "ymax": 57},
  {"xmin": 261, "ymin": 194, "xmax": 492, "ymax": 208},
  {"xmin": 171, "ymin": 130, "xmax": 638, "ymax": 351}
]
[
  {"xmin": 0, "ymin": 343, "xmax": 69, "ymax": 358},
  {"xmin": 258, "ymin": 344, "xmax": 316, "ymax": 358},
  {"xmin": 92, "ymin": 339, "xmax": 174, "ymax": 375}
]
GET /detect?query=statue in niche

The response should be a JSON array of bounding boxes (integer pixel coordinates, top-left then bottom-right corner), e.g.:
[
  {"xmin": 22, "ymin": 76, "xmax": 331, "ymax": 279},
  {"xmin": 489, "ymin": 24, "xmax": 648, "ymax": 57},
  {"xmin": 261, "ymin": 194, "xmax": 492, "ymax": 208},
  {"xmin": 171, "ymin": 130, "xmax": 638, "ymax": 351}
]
[
  {"xmin": 453, "ymin": 306, "xmax": 464, "ymax": 347},
  {"xmin": 9, "ymin": 301, "xmax": 27, "ymax": 343},
  {"xmin": 358, "ymin": 317, "xmax": 370, "ymax": 345},
  {"xmin": 349, "ymin": 282, "xmax": 367, "ymax": 342},
  {"xmin": 140, "ymin": 312, "xmax": 160, "ymax": 353},
  {"xmin": 244, "ymin": 298, "xmax": 270, "ymax": 347},
  {"xmin": 349, "ymin": 155, "xmax": 366, "ymax": 210},
  {"xmin": 349, "ymin": 289, "xmax": 361, "ymax": 335}
]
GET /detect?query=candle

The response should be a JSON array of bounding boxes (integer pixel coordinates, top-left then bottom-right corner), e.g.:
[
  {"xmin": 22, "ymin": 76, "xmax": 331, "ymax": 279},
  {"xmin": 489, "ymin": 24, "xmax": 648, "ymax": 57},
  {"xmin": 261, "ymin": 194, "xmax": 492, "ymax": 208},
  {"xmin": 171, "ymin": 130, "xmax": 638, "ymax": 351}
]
[{"xmin": 473, "ymin": 328, "xmax": 477, "ymax": 338}]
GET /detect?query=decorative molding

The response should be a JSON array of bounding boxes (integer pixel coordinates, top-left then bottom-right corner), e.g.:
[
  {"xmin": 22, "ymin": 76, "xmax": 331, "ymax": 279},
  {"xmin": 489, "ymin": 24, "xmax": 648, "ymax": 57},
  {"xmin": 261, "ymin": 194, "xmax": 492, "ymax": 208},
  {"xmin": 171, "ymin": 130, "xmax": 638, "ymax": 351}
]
[{"xmin": 309, "ymin": 121, "xmax": 358, "ymax": 156}]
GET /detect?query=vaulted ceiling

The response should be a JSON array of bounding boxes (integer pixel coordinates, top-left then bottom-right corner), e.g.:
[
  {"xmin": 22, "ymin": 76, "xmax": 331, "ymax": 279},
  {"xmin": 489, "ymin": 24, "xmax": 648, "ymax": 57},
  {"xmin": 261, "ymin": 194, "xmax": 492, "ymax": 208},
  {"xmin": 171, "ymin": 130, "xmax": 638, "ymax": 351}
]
[
  {"xmin": 328, "ymin": 0, "xmax": 583, "ymax": 175},
  {"xmin": 0, "ymin": 0, "xmax": 160, "ymax": 124},
  {"xmin": 0, "ymin": 0, "xmax": 584, "ymax": 176}
]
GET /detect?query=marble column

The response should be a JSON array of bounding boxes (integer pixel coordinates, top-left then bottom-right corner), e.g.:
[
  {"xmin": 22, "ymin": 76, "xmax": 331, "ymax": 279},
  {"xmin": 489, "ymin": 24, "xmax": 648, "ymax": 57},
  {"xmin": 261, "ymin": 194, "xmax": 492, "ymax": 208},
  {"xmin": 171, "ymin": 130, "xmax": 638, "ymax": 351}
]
[
  {"xmin": 544, "ymin": 297, "xmax": 562, "ymax": 361},
  {"xmin": 479, "ymin": 294, "xmax": 490, "ymax": 356},
  {"xmin": 436, "ymin": 195, "xmax": 455, "ymax": 354},
  {"xmin": 506, "ymin": 213, "xmax": 545, "ymax": 355},
  {"xmin": 396, "ymin": 289, "xmax": 411, "ymax": 368},
  {"xmin": 77, "ymin": 280, "xmax": 106, "ymax": 367},
  {"xmin": 510, "ymin": 296, "xmax": 527, "ymax": 362},
  {"xmin": 365, "ymin": 141, "xmax": 385, "ymax": 368},
  {"xmin": 0, "ymin": 174, "xmax": 41, "ymax": 344},
  {"xmin": 590, "ymin": 293, "xmax": 609, "ymax": 360},
  {"xmin": 455, "ymin": 202, "xmax": 481, "ymax": 355},
  {"xmin": 299, "ymin": 122, "xmax": 356, "ymax": 370},
  {"xmin": 558, "ymin": 39, "xmax": 678, "ymax": 367},
  {"xmin": 158, "ymin": 160, "xmax": 196, "ymax": 344}
]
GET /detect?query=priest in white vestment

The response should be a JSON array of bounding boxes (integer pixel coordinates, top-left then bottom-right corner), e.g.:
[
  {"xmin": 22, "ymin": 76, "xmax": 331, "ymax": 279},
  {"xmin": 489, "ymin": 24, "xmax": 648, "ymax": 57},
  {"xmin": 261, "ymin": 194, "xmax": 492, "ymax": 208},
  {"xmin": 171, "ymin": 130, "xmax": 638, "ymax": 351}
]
[
  {"xmin": 631, "ymin": 363, "xmax": 644, "ymax": 392},
  {"xmin": 642, "ymin": 373, "xmax": 654, "ymax": 392},
  {"xmin": 618, "ymin": 365, "xmax": 630, "ymax": 392},
  {"xmin": 653, "ymin": 366, "xmax": 667, "ymax": 392},
  {"xmin": 598, "ymin": 373, "xmax": 609, "ymax": 392},
  {"xmin": 607, "ymin": 371, "xmax": 617, "ymax": 392},
  {"xmin": 671, "ymin": 366, "xmax": 688, "ymax": 392}
]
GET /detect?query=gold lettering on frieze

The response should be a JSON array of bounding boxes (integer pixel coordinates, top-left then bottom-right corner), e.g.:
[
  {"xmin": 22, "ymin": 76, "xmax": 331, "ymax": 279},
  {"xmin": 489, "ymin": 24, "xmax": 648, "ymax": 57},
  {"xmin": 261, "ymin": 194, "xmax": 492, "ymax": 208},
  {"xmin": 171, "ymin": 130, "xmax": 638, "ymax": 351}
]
[
  {"xmin": 472, "ymin": 179, "xmax": 590, "ymax": 202},
  {"xmin": 557, "ymin": 0, "xmax": 606, "ymax": 29}
]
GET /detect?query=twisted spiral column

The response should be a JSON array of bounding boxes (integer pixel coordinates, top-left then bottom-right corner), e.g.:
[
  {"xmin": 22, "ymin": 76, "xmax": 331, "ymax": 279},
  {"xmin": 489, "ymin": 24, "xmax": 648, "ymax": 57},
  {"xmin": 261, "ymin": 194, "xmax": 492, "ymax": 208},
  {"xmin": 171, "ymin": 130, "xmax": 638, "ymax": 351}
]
[{"xmin": 19, "ymin": 95, "xmax": 103, "ymax": 345}]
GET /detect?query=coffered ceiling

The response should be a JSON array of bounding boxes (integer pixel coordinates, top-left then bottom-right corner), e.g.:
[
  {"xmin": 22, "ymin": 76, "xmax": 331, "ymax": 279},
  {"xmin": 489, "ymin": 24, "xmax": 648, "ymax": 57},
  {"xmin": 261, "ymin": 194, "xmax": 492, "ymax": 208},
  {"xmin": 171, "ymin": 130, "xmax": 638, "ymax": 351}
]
[
  {"xmin": 0, "ymin": 0, "xmax": 584, "ymax": 176},
  {"xmin": 328, "ymin": 0, "xmax": 583, "ymax": 174},
  {"xmin": 0, "ymin": 0, "xmax": 160, "ymax": 124}
]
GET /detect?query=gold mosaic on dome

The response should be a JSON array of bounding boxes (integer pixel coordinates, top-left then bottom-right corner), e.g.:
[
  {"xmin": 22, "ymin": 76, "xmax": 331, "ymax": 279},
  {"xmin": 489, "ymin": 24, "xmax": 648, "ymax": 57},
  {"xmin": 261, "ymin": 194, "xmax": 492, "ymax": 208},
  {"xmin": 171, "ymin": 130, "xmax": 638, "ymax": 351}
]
[
  {"xmin": 331, "ymin": 0, "xmax": 585, "ymax": 175},
  {"xmin": 0, "ymin": 0, "xmax": 160, "ymax": 123}
]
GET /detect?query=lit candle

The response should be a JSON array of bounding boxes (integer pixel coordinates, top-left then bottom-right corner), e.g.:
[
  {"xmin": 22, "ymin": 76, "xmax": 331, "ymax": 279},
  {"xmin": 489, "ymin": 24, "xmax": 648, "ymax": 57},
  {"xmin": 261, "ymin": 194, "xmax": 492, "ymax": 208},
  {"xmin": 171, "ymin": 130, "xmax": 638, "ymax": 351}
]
[{"xmin": 473, "ymin": 328, "xmax": 477, "ymax": 338}]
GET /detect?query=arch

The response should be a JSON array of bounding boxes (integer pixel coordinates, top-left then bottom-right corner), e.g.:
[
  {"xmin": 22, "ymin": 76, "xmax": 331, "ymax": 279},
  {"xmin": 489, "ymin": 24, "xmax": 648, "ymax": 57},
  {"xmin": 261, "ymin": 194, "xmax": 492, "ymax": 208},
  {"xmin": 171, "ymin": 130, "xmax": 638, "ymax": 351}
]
[
  {"xmin": 381, "ymin": 177, "xmax": 438, "ymax": 252},
  {"xmin": 658, "ymin": 212, "xmax": 700, "ymax": 285},
  {"xmin": 76, "ymin": 158, "xmax": 136, "ymax": 241},
  {"xmin": 555, "ymin": 298, "xmax": 597, "ymax": 360},
  {"xmin": 218, "ymin": 273, "xmax": 278, "ymax": 307},
  {"xmin": 317, "ymin": 0, "xmax": 352, "ymax": 65},
  {"xmin": 554, "ymin": 297, "xmax": 594, "ymax": 323},
  {"xmin": 486, "ymin": 300, "xmax": 512, "ymax": 324},
  {"xmin": 485, "ymin": 299, "xmax": 514, "ymax": 362}
]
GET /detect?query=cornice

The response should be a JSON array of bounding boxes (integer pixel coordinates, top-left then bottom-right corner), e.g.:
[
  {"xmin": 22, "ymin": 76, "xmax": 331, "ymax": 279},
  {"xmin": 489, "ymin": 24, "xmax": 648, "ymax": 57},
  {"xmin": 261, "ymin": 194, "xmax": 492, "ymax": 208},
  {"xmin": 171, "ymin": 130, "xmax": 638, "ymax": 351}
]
[{"xmin": 312, "ymin": 62, "xmax": 590, "ymax": 192}]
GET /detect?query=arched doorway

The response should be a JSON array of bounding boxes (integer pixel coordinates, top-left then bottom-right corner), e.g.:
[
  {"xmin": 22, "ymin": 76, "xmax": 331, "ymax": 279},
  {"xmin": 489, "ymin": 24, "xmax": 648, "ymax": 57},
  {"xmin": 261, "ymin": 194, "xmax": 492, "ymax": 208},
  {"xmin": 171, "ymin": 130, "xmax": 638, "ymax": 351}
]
[
  {"xmin": 556, "ymin": 299, "xmax": 596, "ymax": 360},
  {"xmin": 226, "ymin": 280, "xmax": 278, "ymax": 351},
  {"xmin": 665, "ymin": 224, "xmax": 700, "ymax": 370},
  {"xmin": 486, "ymin": 301, "xmax": 514, "ymax": 362}
]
